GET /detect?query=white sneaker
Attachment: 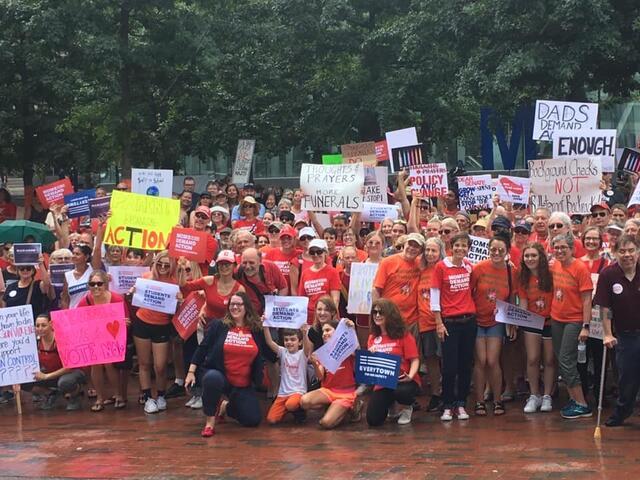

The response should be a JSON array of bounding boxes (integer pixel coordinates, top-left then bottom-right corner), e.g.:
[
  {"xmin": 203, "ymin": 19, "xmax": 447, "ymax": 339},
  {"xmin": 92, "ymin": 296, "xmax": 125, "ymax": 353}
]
[
  {"xmin": 144, "ymin": 398, "xmax": 159, "ymax": 414},
  {"xmin": 190, "ymin": 396, "xmax": 203, "ymax": 409},
  {"xmin": 540, "ymin": 395, "xmax": 553, "ymax": 412},
  {"xmin": 456, "ymin": 406, "xmax": 470, "ymax": 420},
  {"xmin": 156, "ymin": 396, "xmax": 167, "ymax": 411},
  {"xmin": 524, "ymin": 395, "xmax": 542, "ymax": 413},
  {"xmin": 185, "ymin": 396, "xmax": 196, "ymax": 408},
  {"xmin": 441, "ymin": 408, "xmax": 453, "ymax": 421},
  {"xmin": 397, "ymin": 406, "xmax": 413, "ymax": 425}
]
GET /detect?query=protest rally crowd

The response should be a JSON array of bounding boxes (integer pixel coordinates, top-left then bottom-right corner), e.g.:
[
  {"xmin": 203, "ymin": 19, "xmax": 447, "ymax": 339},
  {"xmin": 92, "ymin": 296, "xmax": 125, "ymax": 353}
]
[{"xmin": 2, "ymin": 116, "xmax": 640, "ymax": 439}]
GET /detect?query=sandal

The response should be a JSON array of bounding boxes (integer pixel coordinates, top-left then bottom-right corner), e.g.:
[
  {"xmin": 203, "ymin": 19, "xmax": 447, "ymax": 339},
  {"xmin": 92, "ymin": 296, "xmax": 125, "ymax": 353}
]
[
  {"xmin": 494, "ymin": 401, "xmax": 506, "ymax": 416},
  {"xmin": 102, "ymin": 396, "xmax": 116, "ymax": 406},
  {"xmin": 474, "ymin": 401, "xmax": 487, "ymax": 416},
  {"xmin": 91, "ymin": 402, "xmax": 104, "ymax": 412},
  {"xmin": 87, "ymin": 389, "xmax": 97, "ymax": 399},
  {"xmin": 114, "ymin": 399, "xmax": 127, "ymax": 409}
]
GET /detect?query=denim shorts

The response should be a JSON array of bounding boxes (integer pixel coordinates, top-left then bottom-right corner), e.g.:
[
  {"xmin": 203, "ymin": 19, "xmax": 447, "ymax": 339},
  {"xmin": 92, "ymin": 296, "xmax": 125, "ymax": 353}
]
[{"xmin": 476, "ymin": 323, "xmax": 506, "ymax": 338}]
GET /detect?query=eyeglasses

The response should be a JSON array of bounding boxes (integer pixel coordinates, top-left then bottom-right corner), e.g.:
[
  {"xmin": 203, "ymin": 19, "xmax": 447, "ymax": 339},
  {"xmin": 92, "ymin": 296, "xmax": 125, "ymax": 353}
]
[
  {"xmin": 195, "ymin": 213, "xmax": 208, "ymax": 220},
  {"xmin": 299, "ymin": 236, "xmax": 313, "ymax": 241},
  {"xmin": 584, "ymin": 237, "xmax": 600, "ymax": 242},
  {"xmin": 489, "ymin": 248, "xmax": 506, "ymax": 254},
  {"xmin": 553, "ymin": 245, "xmax": 570, "ymax": 251},
  {"xmin": 592, "ymin": 211, "xmax": 608, "ymax": 218},
  {"xmin": 549, "ymin": 223, "xmax": 565, "ymax": 230},
  {"xmin": 88, "ymin": 281, "xmax": 105, "ymax": 288},
  {"xmin": 309, "ymin": 249, "xmax": 324, "ymax": 256},
  {"xmin": 157, "ymin": 262, "xmax": 171, "ymax": 269},
  {"xmin": 439, "ymin": 229, "xmax": 452, "ymax": 235},
  {"xmin": 229, "ymin": 302, "xmax": 244, "ymax": 309},
  {"xmin": 514, "ymin": 229, "xmax": 529, "ymax": 235},
  {"xmin": 372, "ymin": 309, "xmax": 383, "ymax": 316},
  {"xmin": 178, "ymin": 267, "xmax": 192, "ymax": 273}
]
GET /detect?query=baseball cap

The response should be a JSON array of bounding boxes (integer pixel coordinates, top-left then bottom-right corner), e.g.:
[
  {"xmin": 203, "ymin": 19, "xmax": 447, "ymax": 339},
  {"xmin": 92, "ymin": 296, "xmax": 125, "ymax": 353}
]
[
  {"xmin": 243, "ymin": 183, "xmax": 255, "ymax": 190},
  {"xmin": 309, "ymin": 239, "xmax": 328, "ymax": 251},
  {"xmin": 590, "ymin": 202, "xmax": 611, "ymax": 213},
  {"xmin": 514, "ymin": 220, "xmax": 532, "ymax": 233},
  {"xmin": 242, "ymin": 196, "xmax": 258, "ymax": 205},
  {"xmin": 211, "ymin": 206, "xmax": 229, "ymax": 218},
  {"xmin": 279, "ymin": 225, "xmax": 297, "ymax": 238},
  {"xmin": 405, "ymin": 233, "xmax": 426, "ymax": 248},
  {"xmin": 298, "ymin": 227, "xmax": 317, "ymax": 239},
  {"xmin": 491, "ymin": 215, "xmax": 512, "ymax": 231},
  {"xmin": 216, "ymin": 250, "xmax": 236, "ymax": 263},
  {"xmin": 279, "ymin": 211, "xmax": 295, "ymax": 222},
  {"xmin": 194, "ymin": 206, "xmax": 211, "ymax": 219},
  {"xmin": 605, "ymin": 222, "xmax": 623, "ymax": 233},
  {"xmin": 473, "ymin": 218, "xmax": 489, "ymax": 229},
  {"xmin": 219, "ymin": 227, "xmax": 232, "ymax": 235},
  {"xmin": 267, "ymin": 221, "xmax": 284, "ymax": 233}
]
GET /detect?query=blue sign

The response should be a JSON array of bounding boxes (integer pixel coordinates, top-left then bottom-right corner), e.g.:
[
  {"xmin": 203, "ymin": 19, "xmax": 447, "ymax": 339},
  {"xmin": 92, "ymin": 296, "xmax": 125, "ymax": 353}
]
[
  {"xmin": 63, "ymin": 189, "xmax": 96, "ymax": 218},
  {"xmin": 355, "ymin": 350, "xmax": 401, "ymax": 389}
]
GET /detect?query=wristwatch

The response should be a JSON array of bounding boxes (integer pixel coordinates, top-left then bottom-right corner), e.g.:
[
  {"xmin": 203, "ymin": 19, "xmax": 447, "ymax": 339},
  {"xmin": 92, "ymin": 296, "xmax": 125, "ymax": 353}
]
[{"xmin": 582, "ymin": 323, "xmax": 590, "ymax": 330}]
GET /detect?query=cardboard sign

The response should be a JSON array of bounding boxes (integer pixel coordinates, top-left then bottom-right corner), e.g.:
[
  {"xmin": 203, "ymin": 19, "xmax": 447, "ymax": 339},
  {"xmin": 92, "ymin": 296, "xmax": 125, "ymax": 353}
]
[
  {"xmin": 313, "ymin": 319, "xmax": 359, "ymax": 374},
  {"xmin": 553, "ymin": 129, "xmax": 616, "ymax": 172},
  {"xmin": 385, "ymin": 127, "xmax": 418, "ymax": 168},
  {"xmin": 50, "ymin": 263, "xmax": 74, "ymax": 288},
  {"xmin": 322, "ymin": 154, "xmax": 343, "ymax": 165},
  {"xmin": 467, "ymin": 235, "xmax": 489, "ymax": 264},
  {"xmin": 494, "ymin": 175, "xmax": 531, "ymax": 204},
  {"xmin": 360, "ymin": 202, "xmax": 399, "ymax": 223},
  {"xmin": 528, "ymin": 157, "xmax": 602, "ymax": 214},
  {"xmin": 458, "ymin": 175, "xmax": 493, "ymax": 210},
  {"xmin": 132, "ymin": 168, "xmax": 173, "ymax": 198},
  {"xmin": 391, "ymin": 144, "xmax": 425, "ymax": 173},
  {"xmin": 89, "ymin": 196, "xmax": 111, "ymax": 218},
  {"xmin": 362, "ymin": 167, "xmax": 388, "ymax": 204},
  {"xmin": 35, "ymin": 178, "xmax": 74, "ymax": 208},
  {"xmin": 300, "ymin": 163, "xmax": 365, "ymax": 212},
  {"xmin": 374, "ymin": 140, "xmax": 389, "ymax": 162},
  {"xmin": 628, "ymin": 181, "xmax": 640, "ymax": 207},
  {"xmin": 64, "ymin": 189, "xmax": 96, "ymax": 218},
  {"xmin": 168, "ymin": 227, "xmax": 208, "ymax": 263},
  {"xmin": 108, "ymin": 266, "xmax": 150, "ymax": 294},
  {"xmin": 347, "ymin": 263, "xmax": 379, "ymax": 314},
  {"xmin": 0, "ymin": 305, "xmax": 39, "ymax": 387},
  {"xmin": 231, "ymin": 139, "xmax": 256, "ymax": 185},
  {"xmin": 172, "ymin": 292, "xmax": 206, "ymax": 340},
  {"xmin": 51, "ymin": 302, "xmax": 127, "ymax": 368},
  {"xmin": 355, "ymin": 350, "xmax": 401, "ymax": 389},
  {"xmin": 104, "ymin": 191, "xmax": 180, "ymax": 250},
  {"xmin": 617, "ymin": 147, "xmax": 640, "ymax": 173},
  {"xmin": 341, "ymin": 141, "xmax": 377, "ymax": 166},
  {"xmin": 263, "ymin": 295, "xmax": 309, "ymax": 328},
  {"xmin": 132, "ymin": 278, "xmax": 180, "ymax": 314},
  {"xmin": 408, "ymin": 163, "xmax": 448, "ymax": 197},
  {"xmin": 533, "ymin": 100, "xmax": 599, "ymax": 141},
  {"xmin": 589, "ymin": 273, "xmax": 603, "ymax": 340},
  {"xmin": 495, "ymin": 299, "xmax": 545, "ymax": 330},
  {"xmin": 13, "ymin": 243, "xmax": 41, "ymax": 266}
]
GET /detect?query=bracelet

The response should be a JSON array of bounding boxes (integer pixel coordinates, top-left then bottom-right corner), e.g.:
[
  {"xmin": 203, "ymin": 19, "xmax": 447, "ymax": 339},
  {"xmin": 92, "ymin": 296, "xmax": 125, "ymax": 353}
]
[{"xmin": 188, "ymin": 370, "xmax": 196, "ymax": 374}]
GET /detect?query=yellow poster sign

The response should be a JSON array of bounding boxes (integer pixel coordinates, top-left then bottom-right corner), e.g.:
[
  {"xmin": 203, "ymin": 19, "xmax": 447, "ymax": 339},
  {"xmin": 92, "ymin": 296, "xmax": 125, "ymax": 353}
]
[{"xmin": 104, "ymin": 191, "xmax": 180, "ymax": 250}]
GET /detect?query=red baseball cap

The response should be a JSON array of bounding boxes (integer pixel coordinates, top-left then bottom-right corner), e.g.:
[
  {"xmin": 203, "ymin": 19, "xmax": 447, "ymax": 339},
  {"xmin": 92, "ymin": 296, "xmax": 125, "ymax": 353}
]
[
  {"xmin": 279, "ymin": 225, "xmax": 297, "ymax": 239},
  {"xmin": 195, "ymin": 206, "xmax": 211, "ymax": 218},
  {"xmin": 590, "ymin": 202, "xmax": 610, "ymax": 213}
]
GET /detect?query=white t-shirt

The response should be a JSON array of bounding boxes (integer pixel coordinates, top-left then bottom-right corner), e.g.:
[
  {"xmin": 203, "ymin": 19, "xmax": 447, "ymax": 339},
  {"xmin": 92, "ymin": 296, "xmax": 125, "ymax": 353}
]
[
  {"xmin": 277, "ymin": 346, "xmax": 308, "ymax": 396},
  {"xmin": 65, "ymin": 266, "xmax": 94, "ymax": 309}
]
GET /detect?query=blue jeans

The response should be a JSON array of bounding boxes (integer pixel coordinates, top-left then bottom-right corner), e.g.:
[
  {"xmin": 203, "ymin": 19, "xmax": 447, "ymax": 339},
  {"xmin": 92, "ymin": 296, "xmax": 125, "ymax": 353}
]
[
  {"xmin": 441, "ymin": 318, "xmax": 477, "ymax": 408},
  {"xmin": 613, "ymin": 334, "xmax": 640, "ymax": 420},
  {"xmin": 200, "ymin": 368, "xmax": 261, "ymax": 426}
]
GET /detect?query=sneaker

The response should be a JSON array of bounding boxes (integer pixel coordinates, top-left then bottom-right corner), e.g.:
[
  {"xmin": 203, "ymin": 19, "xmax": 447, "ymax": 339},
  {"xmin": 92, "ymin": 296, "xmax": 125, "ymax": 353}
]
[
  {"xmin": 561, "ymin": 401, "xmax": 592, "ymax": 419},
  {"xmin": 165, "ymin": 383, "xmax": 186, "ymax": 399},
  {"xmin": 524, "ymin": 395, "xmax": 542, "ymax": 413},
  {"xmin": 189, "ymin": 396, "xmax": 203, "ymax": 410},
  {"xmin": 40, "ymin": 392, "xmax": 60, "ymax": 410},
  {"xmin": 156, "ymin": 396, "xmax": 167, "ymax": 411},
  {"xmin": 540, "ymin": 395, "xmax": 553, "ymax": 412},
  {"xmin": 427, "ymin": 395, "xmax": 443, "ymax": 412},
  {"xmin": 185, "ymin": 396, "xmax": 196, "ymax": 408},
  {"xmin": 456, "ymin": 406, "xmax": 470, "ymax": 420},
  {"xmin": 0, "ymin": 390, "xmax": 15, "ymax": 405},
  {"xmin": 441, "ymin": 408, "xmax": 453, "ymax": 421},
  {"xmin": 66, "ymin": 396, "xmax": 82, "ymax": 411},
  {"xmin": 397, "ymin": 406, "xmax": 413, "ymax": 425},
  {"xmin": 144, "ymin": 398, "xmax": 159, "ymax": 414},
  {"xmin": 387, "ymin": 403, "xmax": 401, "ymax": 419},
  {"xmin": 605, "ymin": 415, "xmax": 625, "ymax": 427}
]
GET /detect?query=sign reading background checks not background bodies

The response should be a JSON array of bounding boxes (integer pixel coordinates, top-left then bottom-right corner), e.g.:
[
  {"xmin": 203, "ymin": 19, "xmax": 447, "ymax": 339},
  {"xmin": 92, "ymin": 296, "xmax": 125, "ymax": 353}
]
[
  {"xmin": 0, "ymin": 305, "xmax": 39, "ymax": 387},
  {"xmin": 103, "ymin": 191, "xmax": 180, "ymax": 250},
  {"xmin": 300, "ymin": 163, "xmax": 365, "ymax": 212}
]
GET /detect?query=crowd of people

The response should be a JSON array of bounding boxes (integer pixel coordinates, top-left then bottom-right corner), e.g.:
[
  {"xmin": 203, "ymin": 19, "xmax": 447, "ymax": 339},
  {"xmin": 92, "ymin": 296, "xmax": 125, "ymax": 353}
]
[{"xmin": 1, "ymin": 170, "xmax": 639, "ymax": 438}]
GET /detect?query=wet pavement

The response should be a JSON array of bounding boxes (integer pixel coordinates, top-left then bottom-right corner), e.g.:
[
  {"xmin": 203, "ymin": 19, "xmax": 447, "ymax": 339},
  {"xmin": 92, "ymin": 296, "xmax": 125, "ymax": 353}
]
[{"xmin": 0, "ymin": 391, "xmax": 638, "ymax": 479}]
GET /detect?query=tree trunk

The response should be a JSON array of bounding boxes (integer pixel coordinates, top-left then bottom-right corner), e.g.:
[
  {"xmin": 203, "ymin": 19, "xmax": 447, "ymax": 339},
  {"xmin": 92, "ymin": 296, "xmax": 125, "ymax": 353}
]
[{"xmin": 119, "ymin": 1, "xmax": 132, "ymax": 178}]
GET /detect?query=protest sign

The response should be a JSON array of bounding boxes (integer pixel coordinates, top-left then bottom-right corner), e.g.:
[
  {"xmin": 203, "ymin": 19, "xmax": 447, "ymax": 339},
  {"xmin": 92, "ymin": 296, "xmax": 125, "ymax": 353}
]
[
  {"xmin": 552, "ymin": 129, "xmax": 616, "ymax": 172},
  {"xmin": 495, "ymin": 300, "xmax": 545, "ymax": 330},
  {"xmin": 322, "ymin": 154, "xmax": 343, "ymax": 165},
  {"xmin": 232, "ymin": 139, "xmax": 256, "ymax": 185},
  {"xmin": 35, "ymin": 178, "xmax": 74, "ymax": 208},
  {"xmin": 132, "ymin": 278, "xmax": 179, "ymax": 314},
  {"xmin": 347, "ymin": 263, "xmax": 379, "ymax": 314},
  {"xmin": 385, "ymin": 127, "xmax": 418, "ymax": 168},
  {"xmin": 89, "ymin": 196, "xmax": 111, "ymax": 218},
  {"xmin": 617, "ymin": 147, "xmax": 640, "ymax": 173},
  {"xmin": 51, "ymin": 303, "xmax": 127, "ymax": 368},
  {"xmin": 300, "ymin": 163, "xmax": 365, "ymax": 212},
  {"xmin": 457, "ymin": 175, "xmax": 493, "ymax": 210},
  {"xmin": 355, "ymin": 350, "xmax": 401, "ymax": 389},
  {"xmin": 108, "ymin": 265, "xmax": 150, "ymax": 294},
  {"xmin": 528, "ymin": 157, "xmax": 602, "ymax": 214},
  {"xmin": 132, "ymin": 168, "xmax": 173, "ymax": 198},
  {"xmin": 533, "ymin": 100, "xmax": 599, "ymax": 141},
  {"xmin": 168, "ymin": 227, "xmax": 208, "ymax": 263},
  {"xmin": 467, "ymin": 235, "xmax": 489, "ymax": 264},
  {"xmin": 50, "ymin": 263, "xmax": 74, "ymax": 287},
  {"xmin": 360, "ymin": 202, "xmax": 399, "ymax": 223},
  {"xmin": 172, "ymin": 292, "xmax": 206, "ymax": 340},
  {"xmin": 374, "ymin": 140, "xmax": 389, "ymax": 162},
  {"xmin": 391, "ymin": 144, "xmax": 425, "ymax": 172},
  {"xmin": 341, "ymin": 141, "xmax": 377, "ymax": 166},
  {"xmin": 13, "ymin": 243, "xmax": 41, "ymax": 266},
  {"xmin": 64, "ymin": 189, "xmax": 96, "ymax": 218},
  {"xmin": 104, "ymin": 191, "xmax": 180, "ymax": 250},
  {"xmin": 627, "ymin": 181, "xmax": 640, "ymax": 207},
  {"xmin": 0, "ymin": 305, "xmax": 39, "ymax": 387},
  {"xmin": 362, "ymin": 167, "xmax": 388, "ymax": 204},
  {"xmin": 263, "ymin": 296, "xmax": 309, "ymax": 328},
  {"xmin": 494, "ymin": 175, "xmax": 531, "ymax": 204},
  {"xmin": 408, "ymin": 163, "xmax": 448, "ymax": 197},
  {"xmin": 314, "ymin": 319, "xmax": 359, "ymax": 374}
]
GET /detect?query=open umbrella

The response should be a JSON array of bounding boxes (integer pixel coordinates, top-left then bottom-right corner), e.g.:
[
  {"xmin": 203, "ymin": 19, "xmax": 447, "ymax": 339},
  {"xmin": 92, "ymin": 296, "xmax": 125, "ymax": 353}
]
[{"xmin": 0, "ymin": 220, "xmax": 57, "ymax": 247}]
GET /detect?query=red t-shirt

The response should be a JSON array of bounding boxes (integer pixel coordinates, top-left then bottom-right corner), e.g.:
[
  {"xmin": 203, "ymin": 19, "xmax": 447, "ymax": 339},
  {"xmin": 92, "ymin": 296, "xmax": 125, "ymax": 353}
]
[
  {"xmin": 181, "ymin": 277, "xmax": 242, "ymax": 319},
  {"xmin": 432, "ymin": 258, "xmax": 476, "ymax": 318},
  {"xmin": 417, "ymin": 265, "xmax": 437, "ymax": 332},
  {"xmin": 550, "ymin": 259, "xmax": 593, "ymax": 322},
  {"xmin": 298, "ymin": 264, "xmax": 341, "ymax": 323},
  {"xmin": 236, "ymin": 260, "xmax": 288, "ymax": 314},
  {"xmin": 323, "ymin": 355, "xmax": 356, "ymax": 391},
  {"xmin": 263, "ymin": 247, "xmax": 300, "ymax": 286},
  {"xmin": 199, "ymin": 234, "xmax": 218, "ymax": 275},
  {"xmin": 232, "ymin": 218, "xmax": 265, "ymax": 235},
  {"xmin": 373, "ymin": 254, "xmax": 420, "ymax": 325},
  {"xmin": 367, "ymin": 333, "xmax": 420, "ymax": 387},
  {"xmin": 223, "ymin": 326, "xmax": 258, "ymax": 387},
  {"xmin": 579, "ymin": 256, "xmax": 610, "ymax": 275},
  {"xmin": 471, "ymin": 260, "xmax": 517, "ymax": 328},
  {"xmin": 77, "ymin": 291, "xmax": 130, "ymax": 318},
  {"xmin": 0, "ymin": 202, "xmax": 17, "ymax": 222}
]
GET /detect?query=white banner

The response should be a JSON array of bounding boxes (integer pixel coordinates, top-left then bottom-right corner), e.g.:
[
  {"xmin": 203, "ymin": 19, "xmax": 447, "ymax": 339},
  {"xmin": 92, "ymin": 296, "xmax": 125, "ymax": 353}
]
[
  {"xmin": 467, "ymin": 235, "xmax": 489, "ymax": 264},
  {"xmin": 408, "ymin": 163, "xmax": 448, "ymax": 197},
  {"xmin": 301, "ymin": 163, "xmax": 365, "ymax": 212},
  {"xmin": 495, "ymin": 300, "xmax": 545, "ymax": 330},
  {"xmin": 232, "ymin": 139, "xmax": 256, "ymax": 185},
  {"xmin": 528, "ymin": 157, "xmax": 602, "ymax": 214},
  {"xmin": 132, "ymin": 168, "xmax": 173, "ymax": 198},
  {"xmin": 533, "ymin": 100, "xmax": 599, "ymax": 141},
  {"xmin": 132, "ymin": 278, "xmax": 180, "ymax": 314},
  {"xmin": 362, "ymin": 166, "xmax": 388, "ymax": 204},
  {"xmin": 347, "ymin": 263, "xmax": 379, "ymax": 314},
  {"xmin": 552, "ymin": 129, "xmax": 616, "ymax": 172},
  {"xmin": 263, "ymin": 295, "xmax": 309, "ymax": 328},
  {"xmin": 458, "ymin": 175, "xmax": 493, "ymax": 210},
  {"xmin": 494, "ymin": 175, "xmax": 531, "ymax": 204},
  {"xmin": 0, "ymin": 305, "xmax": 39, "ymax": 387},
  {"xmin": 313, "ymin": 319, "xmax": 359, "ymax": 374},
  {"xmin": 108, "ymin": 266, "xmax": 151, "ymax": 295},
  {"xmin": 627, "ymin": 182, "xmax": 640, "ymax": 207},
  {"xmin": 360, "ymin": 202, "xmax": 399, "ymax": 222}
]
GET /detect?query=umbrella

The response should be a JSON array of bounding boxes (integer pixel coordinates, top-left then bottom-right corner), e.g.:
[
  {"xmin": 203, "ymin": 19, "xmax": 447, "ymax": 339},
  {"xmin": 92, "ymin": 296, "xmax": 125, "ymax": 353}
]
[{"xmin": 0, "ymin": 220, "xmax": 57, "ymax": 247}]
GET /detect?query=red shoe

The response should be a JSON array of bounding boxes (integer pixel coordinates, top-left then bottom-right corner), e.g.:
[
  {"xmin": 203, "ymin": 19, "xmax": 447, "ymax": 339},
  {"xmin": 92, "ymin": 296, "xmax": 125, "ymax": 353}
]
[{"xmin": 201, "ymin": 426, "xmax": 215, "ymax": 437}]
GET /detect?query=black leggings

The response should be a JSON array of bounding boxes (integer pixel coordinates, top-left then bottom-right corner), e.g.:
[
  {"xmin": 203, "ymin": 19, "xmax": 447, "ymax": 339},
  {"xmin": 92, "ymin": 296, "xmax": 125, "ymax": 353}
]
[{"xmin": 366, "ymin": 380, "xmax": 419, "ymax": 426}]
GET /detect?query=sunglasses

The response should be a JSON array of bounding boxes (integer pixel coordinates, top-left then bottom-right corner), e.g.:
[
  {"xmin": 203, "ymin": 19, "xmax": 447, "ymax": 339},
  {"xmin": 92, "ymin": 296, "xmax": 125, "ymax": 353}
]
[
  {"xmin": 514, "ymin": 229, "xmax": 529, "ymax": 234},
  {"xmin": 195, "ymin": 213, "xmax": 208, "ymax": 220},
  {"xmin": 372, "ymin": 309, "xmax": 383, "ymax": 316},
  {"xmin": 157, "ymin": 262, "xmax": 171, "ymax": 269},
  {"xmin": 299, "ymin": 236, "xmax": 313, "ymax": 241},
  {"xmin": 88, "ymin": 281, "xmax": 105, "ymax": 287},
  {"xmin": 309, "ymin": 249, "xmax": 324, "ymax": 256},
  {"xmin": 592, "ymin": 211, "xmax": 608, "ymax": 218},
  {"xmin": 439, "ymin": 229, "xmax": 452, "ymax": 235},
  {"xmin": 178, "ymin": 267, "xmax": 192, "ymax": 273},
  {"xmin": 18, "ymin": 266, "xmax": 34, "ymax": 271},
  {"xmin": 549, "ymin": 223, "xmax": 565, "ymax": 230},
  {"xmin": 419, "ymin": 206, "xmax": 430, "ymax": 211},
  {"xmin": 115, "ymin": 187, "xmax": 127, "ymax": 191}
]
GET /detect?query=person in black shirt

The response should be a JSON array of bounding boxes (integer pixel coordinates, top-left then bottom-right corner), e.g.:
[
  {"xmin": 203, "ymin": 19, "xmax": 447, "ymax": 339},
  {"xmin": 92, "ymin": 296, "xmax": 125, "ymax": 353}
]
[{"xmin": 1, "ymin": 254, "xmax": 55, "ymax": 319}]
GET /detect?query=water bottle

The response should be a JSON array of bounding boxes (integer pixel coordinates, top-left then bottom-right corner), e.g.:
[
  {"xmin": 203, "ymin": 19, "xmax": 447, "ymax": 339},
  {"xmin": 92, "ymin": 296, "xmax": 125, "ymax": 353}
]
[{"xmin": 577, "ymin": 341, "xmax": 587, "ymax": 364}]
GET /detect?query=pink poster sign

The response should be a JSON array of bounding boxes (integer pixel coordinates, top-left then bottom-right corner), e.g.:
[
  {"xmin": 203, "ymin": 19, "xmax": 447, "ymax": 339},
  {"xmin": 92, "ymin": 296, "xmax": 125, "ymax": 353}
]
[{"xmin": 51, "ymin": 302, "xmax": 127, "ymax": 368}]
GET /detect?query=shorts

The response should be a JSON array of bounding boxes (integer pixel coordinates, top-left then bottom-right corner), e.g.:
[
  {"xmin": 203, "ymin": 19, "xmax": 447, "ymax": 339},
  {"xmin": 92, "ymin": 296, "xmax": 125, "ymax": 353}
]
[
  {"xmin": 420, "ymin": 330, "xmax": 441, "ymax": 358},
  {"xmin": 476, "ymin": 323, "xmax": 506, "ymax": 338},
  {"xmin": 266, "ymin": 393, "xmax": 303, "ymax": 423},
  {"xmin": 318, "ymin": 387, "xmax": 356, "ymax": 409},
  {"xmin": 132, "ymin": 318, "xmax": 172, "ymax": 343},
  {"xmin": 521, "ymin": 324, "xmax": 553, "ymax": 339}
]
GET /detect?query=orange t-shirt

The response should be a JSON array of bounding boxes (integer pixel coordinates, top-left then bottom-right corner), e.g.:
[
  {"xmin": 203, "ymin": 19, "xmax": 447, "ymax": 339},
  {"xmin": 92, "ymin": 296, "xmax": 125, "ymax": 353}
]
[
  {"xmin": 417, "ymin": 265, "xmax": 436, "ymax": 332},
  {"xmin": 373, "ymin": 254, "xmax": 420, "ymax": 325},
  {"xmin": 136, "ymin": 271, "xmax": 177, "ymax": 326},
  {"xmin": 471, "ymin": 260, "xmax": 517, "ymax": 328},
  {"xmin": 550, "ymin": 260, "xmax": 593, "ymax": 322},
  {"xmin": 517, "ymin": 274, "xmax": 553, "ymax": 325}
]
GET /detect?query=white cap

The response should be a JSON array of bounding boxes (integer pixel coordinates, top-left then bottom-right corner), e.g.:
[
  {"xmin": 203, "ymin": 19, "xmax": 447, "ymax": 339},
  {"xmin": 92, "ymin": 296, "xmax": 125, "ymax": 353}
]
[
  {"xmin": 298, "ymin": 227, "xmax": 317, "ymax": 239},
  {"xmin": 211, "ymin": 206, "xmax": 229, "ymax": 218},
  {"xmin": 308, "ymin": 239, "xmax": 328, "ymax": 251}
]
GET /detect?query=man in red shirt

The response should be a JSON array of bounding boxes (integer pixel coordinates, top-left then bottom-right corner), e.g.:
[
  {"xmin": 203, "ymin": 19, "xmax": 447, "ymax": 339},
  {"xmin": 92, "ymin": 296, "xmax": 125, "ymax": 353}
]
[
  {"xmin": 236, "ymin": 247, "xmax": 288, "ymax": 315},
  {"xmin": 531, "ymin": 207, "xmax": 550, "ymax": 248}
]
